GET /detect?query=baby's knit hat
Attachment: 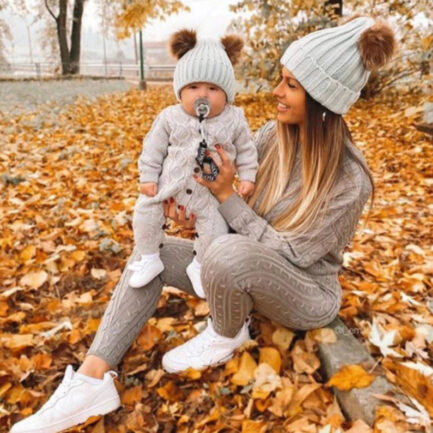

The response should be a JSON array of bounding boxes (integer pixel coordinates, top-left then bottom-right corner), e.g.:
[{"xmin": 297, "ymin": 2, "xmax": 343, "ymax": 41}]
[
  {"xmin": 169, "ymin": 29, "xmax": 244, "ymax": 103},
  {"xmin": 280, "ymin": 16, "xmax": 396, "ymax": 114}
]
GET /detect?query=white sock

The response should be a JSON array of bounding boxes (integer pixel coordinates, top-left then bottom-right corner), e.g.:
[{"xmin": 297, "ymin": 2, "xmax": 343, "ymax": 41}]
[{"xmin": 74, "ymin": 372, "xmax": 104, "ymax": 384}]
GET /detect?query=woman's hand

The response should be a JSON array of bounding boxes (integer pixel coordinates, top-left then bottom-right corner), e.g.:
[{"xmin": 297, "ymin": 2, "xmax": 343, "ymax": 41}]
[
  {"xmin": 163, "ymin": 197, "xmax": 196, "ymax": 229},
  {"xmin": 193, "ymin": 144, "xmax": 236, "ymax": 203}
]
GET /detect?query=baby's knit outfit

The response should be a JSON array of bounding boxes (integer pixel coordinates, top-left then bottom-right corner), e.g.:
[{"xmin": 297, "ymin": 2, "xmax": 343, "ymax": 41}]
[{"xmin": 132, "ymin": 103, "xmax": 258, "ymax": 261}]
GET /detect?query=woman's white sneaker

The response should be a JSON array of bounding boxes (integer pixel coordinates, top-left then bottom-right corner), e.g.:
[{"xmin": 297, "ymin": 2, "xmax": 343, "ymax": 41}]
[
  {"xmin": 186, "ymin": 257, "xmax": 206, "ymax": 298},
  {"xmin": 162, "ymin": 318, "xmax": 250, "ymax": 373},
  {"xmin": 128, "ymin": 252, "xmax": 164, "ymax": 288},
  {"xmin": 10, "ymin": 365, "xmax": 121, "ymax": 433}
]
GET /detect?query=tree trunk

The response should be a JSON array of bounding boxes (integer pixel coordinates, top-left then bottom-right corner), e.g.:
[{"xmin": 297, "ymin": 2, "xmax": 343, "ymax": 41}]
[
  {"xmin": 69, "ymin": 0, "xmax": 84, "ymax": 74},
  {"xmin": 56, "ymin": 0, "xmax": 71, "ymax": 75},
  {"xmin": 45, "ymin": 0, "xmax": 85, "ymax": 75}
]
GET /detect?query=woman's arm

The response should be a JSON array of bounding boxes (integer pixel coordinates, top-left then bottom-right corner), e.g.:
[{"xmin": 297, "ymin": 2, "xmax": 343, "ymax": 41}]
[
  {"xmin": 217, "ymin": 176, "xmax": 371, "ymax": 268},
  {"xmin": 193, "ymin": 124, "xmax": 371, "ymax": 269}
]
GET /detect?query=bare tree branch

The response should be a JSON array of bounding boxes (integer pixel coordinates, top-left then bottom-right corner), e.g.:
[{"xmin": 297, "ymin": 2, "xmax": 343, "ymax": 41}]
[{"xmin": 44, "ymin": 0, "xmax": 58, "ymax": 21}]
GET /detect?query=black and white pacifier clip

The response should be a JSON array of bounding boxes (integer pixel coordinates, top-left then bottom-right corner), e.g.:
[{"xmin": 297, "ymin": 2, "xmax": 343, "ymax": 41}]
[{"xmin": 194, "ymin": 98, "xmax": 219, "ymax": 182}]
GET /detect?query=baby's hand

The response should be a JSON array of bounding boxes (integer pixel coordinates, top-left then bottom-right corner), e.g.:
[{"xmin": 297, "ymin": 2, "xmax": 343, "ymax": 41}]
[
  {"xmin": 139, "ymin": 182, "xmax": 158, "ymax": 197},
  {"xmin": 238, "ymin": 180, "xmax": 255, "ymax": 199}
]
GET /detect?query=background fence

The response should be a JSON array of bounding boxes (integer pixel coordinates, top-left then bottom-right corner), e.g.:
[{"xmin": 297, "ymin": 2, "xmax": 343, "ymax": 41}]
[{"xmin": 0, "ymin": 62, "xmax": 175, "ymax": 81}]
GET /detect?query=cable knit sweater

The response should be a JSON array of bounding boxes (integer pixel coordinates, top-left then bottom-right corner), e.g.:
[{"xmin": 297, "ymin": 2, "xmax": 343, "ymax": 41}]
[
  {"xmin": 217, "ymin": 121, "xmax": 372, "ymax": 295},
  {"xmin": 138, "ymin": 104, "xmax": 258, "ymax": 195}
]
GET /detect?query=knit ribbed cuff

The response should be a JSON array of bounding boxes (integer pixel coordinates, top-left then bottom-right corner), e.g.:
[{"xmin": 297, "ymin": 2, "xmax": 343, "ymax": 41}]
[
  {"xmin": 218, "ymin": 193, "xmax": 248, "ymax": 223},
  {"xmin": 238, "ymin": 169, "xmax": 257, "ymax": 183}
]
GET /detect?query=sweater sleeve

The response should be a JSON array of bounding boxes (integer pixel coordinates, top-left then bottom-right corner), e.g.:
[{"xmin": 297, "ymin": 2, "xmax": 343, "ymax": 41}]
[
  {"xmin": 233, "ymin": 111, "xmax": 258, "ymax": 183},
  {"xmin": 217, "ymin": 174, "xmax": 371, "ymax": 268},
  {"xmin": 138, "ymin": 110, "xmax": 170, "ymax": 183}
]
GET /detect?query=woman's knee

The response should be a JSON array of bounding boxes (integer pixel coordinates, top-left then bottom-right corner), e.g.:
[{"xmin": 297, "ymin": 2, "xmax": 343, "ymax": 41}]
[
  {"xmin": 203, "ymin": 234, "xmax": 250, "ymax": 271},
  {"xmin": 201, "ymin": 234, "xmax": 256, "ymax": 292}
]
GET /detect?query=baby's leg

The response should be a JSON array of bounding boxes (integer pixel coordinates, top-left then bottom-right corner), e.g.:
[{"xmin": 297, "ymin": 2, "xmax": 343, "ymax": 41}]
[
  {"xmin": 130, "ymin": 198, "xmax": 166, "ymax": 287},
  {"xmin": 186, "ymin": 203, "xmax": 230, "ymax": 298},
  {"xmin": 194, "ymin": 206, "xmax": 230, "ymax": 262},
  {"xmin": 132, "ymin": 197, "xmax": 165, "ymax": 255}
]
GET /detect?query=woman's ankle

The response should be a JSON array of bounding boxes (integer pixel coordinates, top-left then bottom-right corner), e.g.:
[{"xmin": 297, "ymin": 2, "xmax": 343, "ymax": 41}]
[{"xmin": 77, "ymin": 355, "xmax": 111, "ymax": 379}]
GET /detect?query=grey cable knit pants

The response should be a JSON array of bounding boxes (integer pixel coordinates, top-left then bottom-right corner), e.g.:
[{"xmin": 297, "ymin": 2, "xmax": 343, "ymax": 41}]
[{"xmin": 87, "ymin": 234, "xmax": 341, "ymax": 369}]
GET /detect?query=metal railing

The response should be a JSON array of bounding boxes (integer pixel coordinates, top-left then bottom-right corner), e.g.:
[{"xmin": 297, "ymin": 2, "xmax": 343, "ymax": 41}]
[{"xmin": 0, "ymin": 62, "xmax": 175, "ymax": 80}]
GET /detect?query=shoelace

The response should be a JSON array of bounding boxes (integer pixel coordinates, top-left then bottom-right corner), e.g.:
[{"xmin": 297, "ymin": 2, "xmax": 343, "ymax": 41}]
[
  {"xmin": 39, "ymin": 379, "xmax": 73, "ymax": 413},
  {"xmin": 185, "ymin": 323, "xmax": 218, "ymax": 355}
]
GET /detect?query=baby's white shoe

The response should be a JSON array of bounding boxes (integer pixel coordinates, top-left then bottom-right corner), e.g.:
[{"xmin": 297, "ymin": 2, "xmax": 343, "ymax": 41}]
[
  {"xmin": 128, "ymin": 253, "xmax": 164, "ymax": 288},
  {"xmin": 10, "ymin": 365, "xmax": 121, "ymax": 433},
  {"xmin": 186, "ymin": 256, "xmax": 206, "ymax": 299}
]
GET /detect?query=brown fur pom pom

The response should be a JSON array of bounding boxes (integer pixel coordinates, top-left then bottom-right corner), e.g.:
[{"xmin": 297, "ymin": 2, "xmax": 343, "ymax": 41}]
[
  {"xmin": 359, "ymin": 21, "xmax": 396, "ymax": 70},
  {"xmin": 169, "ymin": 29, "xmax": 197, "ymax": 60},
  {"xmin": 220, "ymin": 35, "xmax": 244, "ymax": 66}
]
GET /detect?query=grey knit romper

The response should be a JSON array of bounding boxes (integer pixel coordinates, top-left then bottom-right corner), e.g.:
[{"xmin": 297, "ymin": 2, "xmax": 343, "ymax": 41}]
[{"xmin": 132, "ymin": 103, "xmax": 257, "ymax": 261}]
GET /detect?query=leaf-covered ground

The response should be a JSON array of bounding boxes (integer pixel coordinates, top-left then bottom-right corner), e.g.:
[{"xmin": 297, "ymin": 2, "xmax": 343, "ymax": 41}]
[{"xmin": 0, "ymin": 85, "xmax": 432, "ymax": 433}]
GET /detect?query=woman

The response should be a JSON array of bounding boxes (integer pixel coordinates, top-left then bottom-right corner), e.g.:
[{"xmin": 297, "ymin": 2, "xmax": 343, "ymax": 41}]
[{"xmin": 11, "ymin": 15, "xmax": 395, "ymax": 433}]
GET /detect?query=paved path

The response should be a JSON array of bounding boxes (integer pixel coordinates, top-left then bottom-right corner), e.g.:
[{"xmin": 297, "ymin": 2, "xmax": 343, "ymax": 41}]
[{"xmin": 0, "ymin": 78, "xmax": 132, "ymax": 116}]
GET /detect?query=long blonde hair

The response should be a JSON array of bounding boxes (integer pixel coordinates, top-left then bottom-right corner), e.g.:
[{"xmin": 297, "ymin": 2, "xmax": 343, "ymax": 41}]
[{"xmin": 247, "ymin": 93, "xmax": 375, "ymax": 237}]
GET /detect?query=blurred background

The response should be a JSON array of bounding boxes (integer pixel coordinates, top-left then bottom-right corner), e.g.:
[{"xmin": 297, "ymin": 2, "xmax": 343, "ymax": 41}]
[{"xmin": 0, "ymin": 0, "xmax": 431, "ymax": 95}]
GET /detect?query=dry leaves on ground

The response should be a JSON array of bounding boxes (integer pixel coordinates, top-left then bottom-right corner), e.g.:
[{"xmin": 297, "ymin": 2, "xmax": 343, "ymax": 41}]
[{"xmin": 0, "ymin": 84, "xmax": 432, "ymax": 432}]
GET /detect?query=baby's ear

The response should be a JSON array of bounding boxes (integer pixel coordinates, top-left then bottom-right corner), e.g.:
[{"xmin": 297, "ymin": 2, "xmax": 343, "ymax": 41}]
[
  {"xmin": 221, "ymin": 34, "xmax": 244, "ymax": 66},
  {"xmin": 169, "ymin": 29, "xmax": 197, "ymax": 59}
]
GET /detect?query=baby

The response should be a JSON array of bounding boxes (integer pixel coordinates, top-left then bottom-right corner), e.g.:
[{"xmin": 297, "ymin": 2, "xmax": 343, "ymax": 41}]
[{"xmin": 129, "ymin": 29, "xmax": 258, "ymax": 298}]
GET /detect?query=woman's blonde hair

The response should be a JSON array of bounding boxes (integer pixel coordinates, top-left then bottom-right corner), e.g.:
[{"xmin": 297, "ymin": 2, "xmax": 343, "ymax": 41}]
[{"xmin": 247, "ymin": 93, "xmax": 375, "ymax": 237}]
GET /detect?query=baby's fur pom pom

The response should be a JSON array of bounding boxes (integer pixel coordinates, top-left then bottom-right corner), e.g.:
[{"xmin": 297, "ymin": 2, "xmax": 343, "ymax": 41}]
[
  {"xmin": 359, "ymin": 21, "xmax": 396, "ymax": 70},
  {"xmin": 221, "ymin": 35, "xmax": 244, "ymax": 66},
  {"xmin": 169, "ymin": 29, "xmax": 197, "ymax": 59}
]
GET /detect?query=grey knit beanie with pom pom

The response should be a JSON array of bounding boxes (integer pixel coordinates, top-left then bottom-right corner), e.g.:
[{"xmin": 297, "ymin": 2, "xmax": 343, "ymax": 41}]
[{"xmin": 280, "ymin": 16, "xmax": 396, "ymax": 114}]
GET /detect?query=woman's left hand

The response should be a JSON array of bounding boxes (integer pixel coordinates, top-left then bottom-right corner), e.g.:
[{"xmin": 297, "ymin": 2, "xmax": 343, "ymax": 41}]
[{"xmin": 193, "ymin": 144, "xmax": 236, "ymax": 203}]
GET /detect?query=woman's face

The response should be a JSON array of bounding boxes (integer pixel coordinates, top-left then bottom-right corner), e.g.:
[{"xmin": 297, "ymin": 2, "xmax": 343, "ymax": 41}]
[{"xmin": 272, "ymin": 67, "xmax": 306, "ymax": 125}]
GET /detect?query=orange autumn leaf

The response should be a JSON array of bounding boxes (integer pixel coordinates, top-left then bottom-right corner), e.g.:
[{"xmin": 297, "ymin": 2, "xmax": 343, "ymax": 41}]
[
  {"xmin": 157, "ymin": 381, "xmax": 183, "ymax": 402},
  {"xmin": 7, "ymin": 334, "xmax": 34, "ymax": 350},
  {"xmin": 121, "ymin": 385, "xmax": 143, "ymax": 406},
  {"xmin": 231, "ymin": 351, "xmax": 257, "ymax": 386},
  {"xmin": 241, "ymin": 419, "xmax": 267, "ymax": 433},
  {"xmin": 259, "ymin": 347, "xmax": 281, "ymax": 374},
  {"xmin": 137, "ymin": 323, "xmax": 162, "ymax": 351},
  {"xmin": 32, "ymin": 353, "xmax": 52, "ymax": 370},
  {"xmin": 326, "ymin": 364, "xmax": 376, "ymax": 391},
  {"xmin": 382, "ymin": 358, "xmax": 433, "ymax": 417},
  {"xmin": 19, "ymin": 245, "xmax": 36, "ymax": 262},
  {"xmin": 19, "ymin": 271, "xmax": 48, "ymax": 289},
  {"xmin": 0, "ymin": 301, "xmax": 9, "ymax": 317}
]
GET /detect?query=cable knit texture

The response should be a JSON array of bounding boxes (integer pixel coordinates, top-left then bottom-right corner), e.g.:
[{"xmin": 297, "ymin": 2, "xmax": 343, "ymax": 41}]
[
  {"xmin": 280, "ymin": 16, "xmax": 376, "ymax": 114},
  {"xmin": 173, "ymin": 39, "xmax": 237, "ymax": 103},
  {"xmin": 87, "ymin": 120, "xmax": 372, "ymax": 365},
  {"xmin": 134, "ymin": 103, "xmax": 257, "ymax": 256}
]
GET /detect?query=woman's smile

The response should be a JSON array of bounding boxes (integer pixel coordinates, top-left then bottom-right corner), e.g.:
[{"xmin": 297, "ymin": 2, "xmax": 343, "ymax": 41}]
[{"xmin": 277, "ymin": 101, "xmax": 290, "ymax": 112}]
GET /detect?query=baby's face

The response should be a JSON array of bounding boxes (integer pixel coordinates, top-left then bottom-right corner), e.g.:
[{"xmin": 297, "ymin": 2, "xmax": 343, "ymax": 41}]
[{"xmin": 180, "ymin": 82, "xmax": 226, "ymax": 118}]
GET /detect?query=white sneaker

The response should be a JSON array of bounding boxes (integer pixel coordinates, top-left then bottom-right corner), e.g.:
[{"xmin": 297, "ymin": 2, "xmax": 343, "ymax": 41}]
[
  {"xmin": 162, "ymin": 318, "xmax": 250, "ymax": 373},
  {"xmin": 186, "ymin": 257, "xmax": 206, "ymax": 299},
  {"xmin": 10, "ymin": 365, "xmax": 121, "ymax": 433},
  {"xmin": 128, "ymin": 253, "xmax": 164, "ymax": 288}
]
